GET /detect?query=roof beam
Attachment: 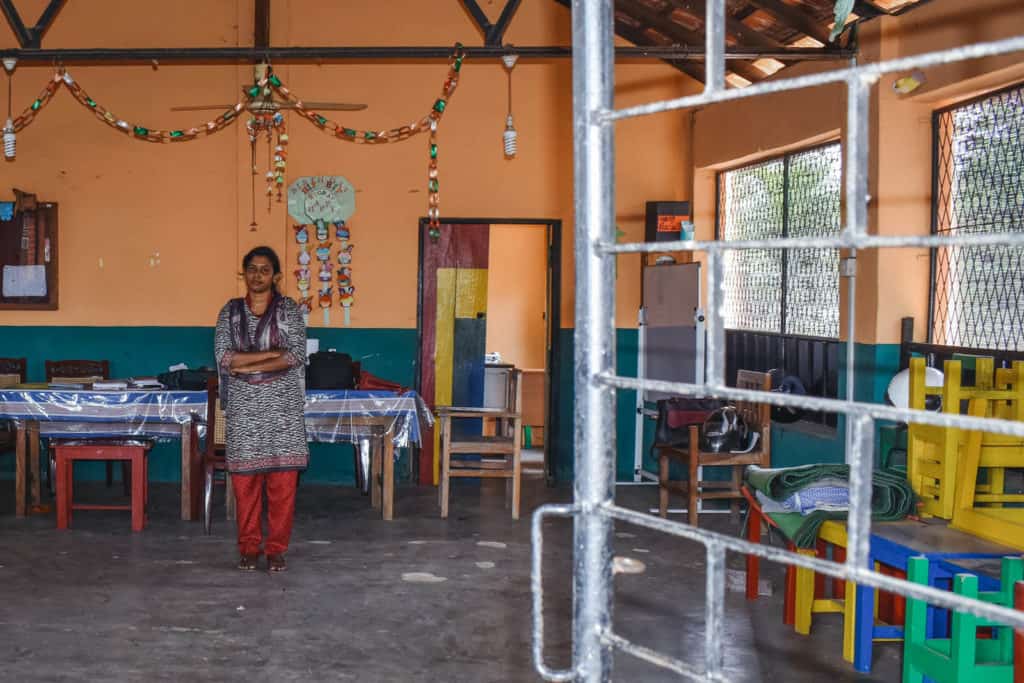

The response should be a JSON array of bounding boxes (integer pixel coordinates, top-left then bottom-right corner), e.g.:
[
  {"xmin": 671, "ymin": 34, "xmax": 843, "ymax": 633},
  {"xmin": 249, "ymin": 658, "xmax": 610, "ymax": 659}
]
[
  {"xmin": 616, "ymin": 0, "xmax": 768, "ymax": 83},
  {"xmin": 612, "ymin": 17, "xmax": 706, "ymax": 83},
  {"xmin": 0, "ymin": 44, "xmax": 853, "ymax": 63},
  {"xmin": 743, "ymin": 0, "xmax": 831, "ymax": 46},
  {"xmin": 460, "ymin": 0, "xmax": 522, "ymax": 46},
  {"xmin": 666, "ymin": 0, "xmax": 789, "ymax": 52},
  {"xmin": 32, "ymin": 0, "xmax": 65, "ymax": 45},
  {"xmin": 0, "ymin": 0, "xmax": 31, "ymax": 48},
  {"xmin": 1, "ymin": 0, "xmax": 66, "ymax": 49},
  {"xmin": 254, "ymin": 0, "xmax": 270, "ymax": 51}
]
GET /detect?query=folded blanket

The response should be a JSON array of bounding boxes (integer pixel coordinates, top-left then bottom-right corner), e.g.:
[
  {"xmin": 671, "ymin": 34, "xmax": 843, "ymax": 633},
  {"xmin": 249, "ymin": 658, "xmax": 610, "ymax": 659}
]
[
  {"xmin": 746, "ymin": 464, "xmax": 915, "ymax": 548},
  {"xmin": 783, "ymin": 485, "xmax": 850, "ymax": 515}
]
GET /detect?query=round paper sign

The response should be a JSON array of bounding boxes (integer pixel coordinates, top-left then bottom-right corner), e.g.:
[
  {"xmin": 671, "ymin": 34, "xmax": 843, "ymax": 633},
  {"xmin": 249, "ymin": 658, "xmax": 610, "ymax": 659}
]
[{"xmin": 287, "ymin": 175, "xmax": 356, "ymax": 224}]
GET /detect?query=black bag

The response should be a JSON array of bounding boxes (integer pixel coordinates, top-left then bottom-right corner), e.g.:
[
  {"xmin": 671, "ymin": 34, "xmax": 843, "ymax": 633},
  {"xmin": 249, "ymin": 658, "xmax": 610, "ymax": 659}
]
[
  {"xmin": 306, "ymin": 351, "xmax": 356, "ymax": 390},
  {"xmin": 654, "ymin": 397, "xmax": 721, "ymax": 447},
  {"xmin": 157, "ymin": 367, "xmax": 218, "ymax": 390}
]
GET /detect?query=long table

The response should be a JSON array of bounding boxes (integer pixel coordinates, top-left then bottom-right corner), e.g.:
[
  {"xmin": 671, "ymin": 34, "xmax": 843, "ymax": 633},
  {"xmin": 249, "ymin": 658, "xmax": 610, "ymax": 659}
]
[{"xmin": 1, "ymin": 388, "xmax": 429, "ymax": 522}]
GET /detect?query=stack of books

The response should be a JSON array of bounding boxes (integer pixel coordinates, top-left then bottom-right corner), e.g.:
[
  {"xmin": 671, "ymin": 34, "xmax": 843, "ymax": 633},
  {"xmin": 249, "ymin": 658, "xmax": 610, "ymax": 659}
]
[{"xmin": 91, "ymin": 380, "xmax": 129, "ymax": 391}]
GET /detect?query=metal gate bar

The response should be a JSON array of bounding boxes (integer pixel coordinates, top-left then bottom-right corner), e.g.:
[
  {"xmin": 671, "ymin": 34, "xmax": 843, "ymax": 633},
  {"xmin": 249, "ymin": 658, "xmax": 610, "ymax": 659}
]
[{"xmin": 534, "ymin": 1, "xmax": 1024, "ymax": 681}]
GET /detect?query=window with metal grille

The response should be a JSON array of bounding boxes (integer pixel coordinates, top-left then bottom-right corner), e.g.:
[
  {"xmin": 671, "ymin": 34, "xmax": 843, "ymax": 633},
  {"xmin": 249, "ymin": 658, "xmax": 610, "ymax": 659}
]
[
  {"xmin": 931, "ymin": 83, "xmax": 1024, "ymax": 352},
  {"xmin": 717, "ymin": 143, "xmax": 842, "ymax": 339},
  {"xmin": 715, "ymin": 144, "xmax": 842, "ymax": 424}
]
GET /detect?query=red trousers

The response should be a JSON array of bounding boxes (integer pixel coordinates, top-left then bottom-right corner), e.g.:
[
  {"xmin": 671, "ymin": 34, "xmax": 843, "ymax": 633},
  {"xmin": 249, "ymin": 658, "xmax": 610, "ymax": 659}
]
[{"xmin": 231, "ymin": 470, "xmax": 299, "ymax": 556}]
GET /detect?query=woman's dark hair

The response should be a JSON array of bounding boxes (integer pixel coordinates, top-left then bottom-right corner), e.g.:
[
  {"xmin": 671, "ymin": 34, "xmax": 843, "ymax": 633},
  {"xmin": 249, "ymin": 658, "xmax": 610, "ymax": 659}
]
[{"xmin": 242, "ymin": 246, "xmax": 282, "ymax": 293}]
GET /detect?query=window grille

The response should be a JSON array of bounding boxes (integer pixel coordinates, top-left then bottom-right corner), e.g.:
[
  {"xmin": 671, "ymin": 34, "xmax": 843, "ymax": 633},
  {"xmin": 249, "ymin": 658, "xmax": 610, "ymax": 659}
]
[
  {"xmin": 932, "ymin": 82, "xmax": 1024, "ymax": 351},
  {"xmin": 719, "ymin": 144, "xmax": 842, "ymax": 338}
]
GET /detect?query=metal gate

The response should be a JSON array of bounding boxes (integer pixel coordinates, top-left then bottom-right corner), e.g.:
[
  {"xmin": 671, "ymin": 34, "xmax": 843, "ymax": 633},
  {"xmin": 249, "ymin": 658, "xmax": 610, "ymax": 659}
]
[{"xmin": 531, "ymin": 1, "xmax": 1024, "ymax": 680}]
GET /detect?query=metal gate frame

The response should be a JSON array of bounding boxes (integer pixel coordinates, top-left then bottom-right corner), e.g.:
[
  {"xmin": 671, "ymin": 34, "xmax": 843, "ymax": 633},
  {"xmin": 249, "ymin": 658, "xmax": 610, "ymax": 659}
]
[{"xmin": 532, "ymin": 2, "xmax": 1024, "ymax": 680}]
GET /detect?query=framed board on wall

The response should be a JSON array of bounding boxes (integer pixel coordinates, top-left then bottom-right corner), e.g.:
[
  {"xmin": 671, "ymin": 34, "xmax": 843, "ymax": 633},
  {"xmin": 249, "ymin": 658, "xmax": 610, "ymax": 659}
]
[{"xmin": 0, "ymin": 193, "xmax": 58, "ymax": 310}]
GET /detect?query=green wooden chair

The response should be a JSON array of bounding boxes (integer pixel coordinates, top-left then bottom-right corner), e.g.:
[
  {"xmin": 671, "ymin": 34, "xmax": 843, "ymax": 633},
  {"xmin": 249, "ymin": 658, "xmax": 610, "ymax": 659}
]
[{"xmin": 903, "ymin": 555, "xmax": 1022, "ymax": 683}]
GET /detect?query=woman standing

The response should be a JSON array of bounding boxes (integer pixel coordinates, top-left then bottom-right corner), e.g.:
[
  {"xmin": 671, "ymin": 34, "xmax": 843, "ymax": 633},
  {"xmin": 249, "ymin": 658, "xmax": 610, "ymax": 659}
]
[{"xmin": 214, "ymin": 246, "xmax": 308, "ymax": 572}]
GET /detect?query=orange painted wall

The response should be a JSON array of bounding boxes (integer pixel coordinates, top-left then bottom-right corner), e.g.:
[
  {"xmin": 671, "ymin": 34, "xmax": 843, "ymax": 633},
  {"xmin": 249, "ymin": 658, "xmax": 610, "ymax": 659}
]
[
  {"xmin": 689, "ymin": 0, "xmax": 1024, "ymax": 344},
  {"xmin": 0, "ymin": 0, "xmax": 696, "ymax": 330},
  {"xmin": 485, "ymin": 224, "xmax": 548, "ymax": 370}
]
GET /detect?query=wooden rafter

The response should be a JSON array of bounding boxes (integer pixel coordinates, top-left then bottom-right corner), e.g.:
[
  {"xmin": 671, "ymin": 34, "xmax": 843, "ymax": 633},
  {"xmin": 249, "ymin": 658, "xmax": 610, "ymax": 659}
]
[
  {"xmin": 616, "ymin": 0, "xmax": 768, "ymax": 83},
  {"xmin": 0, "ymin": 0, "xmax": 65, "ymax": 49},
  {"xmin": 611, "ymin": 16, "xmax": 707, "ymax": 83},
  {"xmin": 743, "ymin": 0, "xmax": 831, "ymax": 46},
  {"xmin": 665, "ymin": 0, "xmax": 791, "ymax": 57}
]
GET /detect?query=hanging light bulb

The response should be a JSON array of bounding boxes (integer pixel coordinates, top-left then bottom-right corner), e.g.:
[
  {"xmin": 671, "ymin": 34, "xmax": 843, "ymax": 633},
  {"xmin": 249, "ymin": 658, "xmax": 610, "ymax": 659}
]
[
  {"xmin": 3, "ymin": 119, "xmax": 14, "ymax": 160},
  {"xmin": 503, "ymin": 113, "xmax": 517, "ymax": 157},
  {"xmin": 2, "ymin": 57, "xmax": 15, "ymax": 160},
  {"xmin": 501, "ymin": 52, "xmax": 519, "ymax": 159}
]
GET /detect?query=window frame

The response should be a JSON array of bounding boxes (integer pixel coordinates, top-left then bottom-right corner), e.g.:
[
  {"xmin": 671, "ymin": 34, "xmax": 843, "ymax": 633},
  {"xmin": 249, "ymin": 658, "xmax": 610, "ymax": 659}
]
[
  {"xmin": 928, "ymin": 80, "xmax": 1024, "ymax": 352},
  {"xmin": 714, "ymin": 142, "xmax": 843, "ymax": 426},
  {"xmin": 714, "ymin": 140, "xmax": 842, "ymax": 341}
]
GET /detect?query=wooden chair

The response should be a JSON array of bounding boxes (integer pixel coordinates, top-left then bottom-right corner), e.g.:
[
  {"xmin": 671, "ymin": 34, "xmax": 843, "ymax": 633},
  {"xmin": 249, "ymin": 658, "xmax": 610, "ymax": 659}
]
[
  {"xmin": 437, "ymin": 369, "xmax": 523, "ymax": 520},
  {"xmin": 44, "ymin": 359, "xmax": 126, "ymax": 495},
  {"xmin": 908, "ymin": 357, "xmax": 1024, "ymax": 519},
  {"xmin": 45, "ymin": 359, "xmax": 110, "ymax": 385},
  {"xmin": 658, "ymin": 369, "xmax": 772, "ymax": 526},
  {"xmin": 949, "ymin": 395, "xmax": 1024, "ymax": 550},
  {"xmin": 196, "ymin": 377, "xmax": 235, "ymax": 534},
  {"xmin": 0, "ymin": 358, "xmax": 27, "ymax": 454},
  {"xmin": 903, "ymin": 555, "xmax": 1022, "ymax": 683}
]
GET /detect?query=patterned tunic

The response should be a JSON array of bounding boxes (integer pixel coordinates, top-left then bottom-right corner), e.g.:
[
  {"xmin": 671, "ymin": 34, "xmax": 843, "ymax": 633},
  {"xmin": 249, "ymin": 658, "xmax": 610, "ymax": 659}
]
[{"xmin": 214, "ymin": 296, "xmax": 309, "ymax": 474}]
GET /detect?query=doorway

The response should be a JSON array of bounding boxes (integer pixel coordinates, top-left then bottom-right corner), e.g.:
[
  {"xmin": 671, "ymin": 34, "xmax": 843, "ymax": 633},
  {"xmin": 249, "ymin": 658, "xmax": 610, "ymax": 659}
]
[{"xmin": 416, "ymin": 218, "xmax": 562, "ymax": 487}]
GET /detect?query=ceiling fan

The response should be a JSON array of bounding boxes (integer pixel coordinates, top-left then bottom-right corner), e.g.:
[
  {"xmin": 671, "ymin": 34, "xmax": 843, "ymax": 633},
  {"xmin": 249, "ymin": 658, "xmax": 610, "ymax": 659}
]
[{"xmin": 170, "ymin": 63, "xmax": 367, "ymax": 113}]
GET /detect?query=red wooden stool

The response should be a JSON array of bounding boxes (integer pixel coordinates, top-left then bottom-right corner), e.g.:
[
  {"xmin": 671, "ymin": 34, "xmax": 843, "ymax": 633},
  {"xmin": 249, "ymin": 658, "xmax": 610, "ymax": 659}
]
[{"xmin": 55, "ymin": 441, "xmax": 151, "ymax": 532}]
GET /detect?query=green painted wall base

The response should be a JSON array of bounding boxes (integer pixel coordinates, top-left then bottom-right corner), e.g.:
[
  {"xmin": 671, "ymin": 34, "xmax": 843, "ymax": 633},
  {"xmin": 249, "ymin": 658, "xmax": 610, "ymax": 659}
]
[
  {"xmin": 0, "ymin": 326, "xmax": 416, "ymax": 484},
  {"xmin": 1, "ymin": 326, "xmax": 904, "ymax": 484}
]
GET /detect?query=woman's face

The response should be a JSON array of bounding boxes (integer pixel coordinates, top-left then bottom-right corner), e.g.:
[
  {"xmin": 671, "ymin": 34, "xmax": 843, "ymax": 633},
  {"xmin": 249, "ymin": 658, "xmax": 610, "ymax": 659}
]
[{"xmin": 244, "ymin": 255, "xmax": 280, "ymax": 295}]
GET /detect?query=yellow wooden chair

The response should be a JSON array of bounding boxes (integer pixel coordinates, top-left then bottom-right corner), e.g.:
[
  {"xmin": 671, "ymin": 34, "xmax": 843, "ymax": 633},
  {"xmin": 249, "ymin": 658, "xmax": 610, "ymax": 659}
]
[
  {"xmin": 907, "ymin": 358, "xmax": 1024, "ymax": 519},
  {"xmin": 950, "ymin": 396, "xmax": 1024, "ymax": 550}
]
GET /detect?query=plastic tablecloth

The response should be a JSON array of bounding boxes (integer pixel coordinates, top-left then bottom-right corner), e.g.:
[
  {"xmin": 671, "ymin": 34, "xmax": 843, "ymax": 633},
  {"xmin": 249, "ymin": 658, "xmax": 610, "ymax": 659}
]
[{"xmin": 0, "ymin": 389, "xmax": 432, "ymax": 447}]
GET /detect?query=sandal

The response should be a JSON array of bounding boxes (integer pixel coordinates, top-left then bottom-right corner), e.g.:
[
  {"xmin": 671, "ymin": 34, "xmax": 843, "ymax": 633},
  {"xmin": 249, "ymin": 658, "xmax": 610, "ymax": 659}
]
[
  {"xmin": 267, "ymin": 554, "xmax": 287, "ymax": 572},
  {"xmin": 237, "ymin": 554, "xmax": 259, "ymax": 571}
]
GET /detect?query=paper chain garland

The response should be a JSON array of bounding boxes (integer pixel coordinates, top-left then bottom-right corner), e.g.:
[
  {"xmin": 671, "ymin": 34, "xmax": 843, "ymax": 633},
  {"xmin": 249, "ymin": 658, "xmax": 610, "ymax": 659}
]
[{"xmin": 9, "ymin": 44, "xmax": 466, "ymax": 238}]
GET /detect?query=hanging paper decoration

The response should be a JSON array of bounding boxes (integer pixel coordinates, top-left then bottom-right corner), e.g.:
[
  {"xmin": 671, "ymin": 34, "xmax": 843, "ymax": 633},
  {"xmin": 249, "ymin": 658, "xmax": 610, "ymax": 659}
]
[
  {"xmin": 293, "ymin": 224, "xmax": 311, "ymax": 324},
  {"xmin": 335, "ymin": 220, "xmax": 355, "ymax": 325},
  {"xmin": 297, "ymin": 296, "xmax": 313, "ymax": 319},
  {"xmin": 288, "ymin": 176, "xmax": 358, "ymax": 327},
  {"xmin": 247, "ymin": 109, "xmax": 288, "ymax": 224},
  {"xmin": 313, "ymin": 240, "xmax": 333, "ymax": 326},
  {"xmin": 318, "ymin": 287, "xmax": 332, "ymax": 327}
]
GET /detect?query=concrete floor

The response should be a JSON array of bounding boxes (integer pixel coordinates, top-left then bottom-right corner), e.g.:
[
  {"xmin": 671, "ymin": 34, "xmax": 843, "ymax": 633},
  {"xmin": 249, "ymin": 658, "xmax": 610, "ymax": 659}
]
[{"xmin": 0, "ymin": 478, "xmax": 901, "ymax": 682}]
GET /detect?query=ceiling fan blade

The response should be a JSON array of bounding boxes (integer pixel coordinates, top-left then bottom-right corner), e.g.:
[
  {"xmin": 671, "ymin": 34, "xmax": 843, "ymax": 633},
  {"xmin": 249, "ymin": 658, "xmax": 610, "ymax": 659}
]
[
  {"xmin": 169, "ymin": 104, "xmax": 235, "ymax": 112},
  {"xmin": 282, "ymin": 101, "xmax": 368, "ymax": 111}
]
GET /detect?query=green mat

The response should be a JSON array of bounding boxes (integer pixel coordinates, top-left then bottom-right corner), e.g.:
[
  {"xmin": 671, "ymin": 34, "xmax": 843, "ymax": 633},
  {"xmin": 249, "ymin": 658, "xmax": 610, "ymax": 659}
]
[{"xmin": 746, "ymin": 464, "xmax": 915, "ymax": 548}]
